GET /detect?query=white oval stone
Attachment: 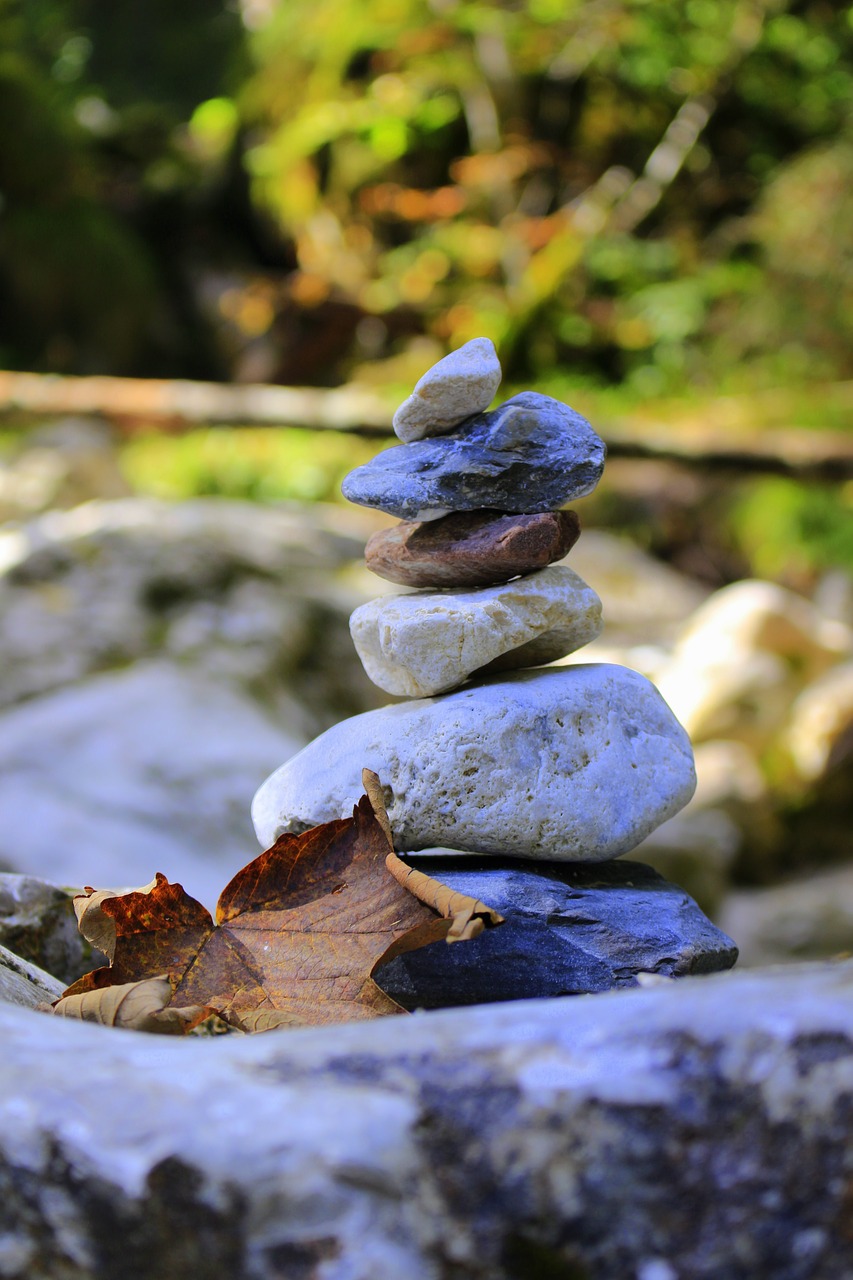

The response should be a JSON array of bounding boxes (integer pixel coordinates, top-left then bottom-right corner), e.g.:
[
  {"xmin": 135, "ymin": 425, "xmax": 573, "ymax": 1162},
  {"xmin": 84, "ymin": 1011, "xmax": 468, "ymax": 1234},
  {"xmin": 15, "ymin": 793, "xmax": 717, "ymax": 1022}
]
[
  {"xmin": 392, "ymin": 337, "xmax": 501, "ymax": 442},
  {"xmin": 350, "ymin": 565, "xmax": 603, "ymax": 697},
  {"xmin": 252, "ymin": 664, "xmax": 696, "ymax": 861}
]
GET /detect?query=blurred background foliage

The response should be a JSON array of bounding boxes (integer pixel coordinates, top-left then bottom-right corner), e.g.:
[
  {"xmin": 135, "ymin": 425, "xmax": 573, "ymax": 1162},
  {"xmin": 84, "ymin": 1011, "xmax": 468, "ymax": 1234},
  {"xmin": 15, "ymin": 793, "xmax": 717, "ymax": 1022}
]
[{"xmin": 0, "ymin": 0, "xmax": 851, "ymax": 582}]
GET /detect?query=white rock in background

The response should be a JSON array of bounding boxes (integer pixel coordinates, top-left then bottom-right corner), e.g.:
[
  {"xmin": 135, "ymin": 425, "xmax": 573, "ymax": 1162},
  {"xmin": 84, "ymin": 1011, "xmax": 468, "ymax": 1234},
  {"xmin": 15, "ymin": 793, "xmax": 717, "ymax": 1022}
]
[
  {"xmin": 633, "ymin": 739, "xmax": 778, "ymax": 911},
  {"xmin": 392, "ymin": 337, "xmax": 501, "ymax": 442},
  {"xmin": 350, "ymin": 565, "xmax": 603, "ymax": 697},
  {"xmin": 656, "ymin": 579, "xmax": 851, "ymax": 746},
  {"xmin": 719, "ymin": 863, "xmax": 853, "ymax": 967},
  {"xmin": 784, "ymin": 660, "xmax": 853, "ymax": 782},
  {"xmin": 0, "ymin": 496, "xmax": 379, "ymax": 719},
  {"xmin": 253, "ymin": 664, "xmax": 696, "ymax": 861},
  {"xmin": 564, "ymin": 530, "xmax": 710, "ymax": 645},
  {"xmin": 0, "ymin": 661, "xmax": 307, "ymax": 908}
]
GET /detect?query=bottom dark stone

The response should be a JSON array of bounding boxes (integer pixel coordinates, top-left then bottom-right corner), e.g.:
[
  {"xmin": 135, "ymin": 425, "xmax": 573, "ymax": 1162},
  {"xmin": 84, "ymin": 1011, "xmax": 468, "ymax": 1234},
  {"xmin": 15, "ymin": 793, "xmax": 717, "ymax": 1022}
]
[{"xmin": 377, "ymin": 857, "xmax": 737, "ymax": 1010}]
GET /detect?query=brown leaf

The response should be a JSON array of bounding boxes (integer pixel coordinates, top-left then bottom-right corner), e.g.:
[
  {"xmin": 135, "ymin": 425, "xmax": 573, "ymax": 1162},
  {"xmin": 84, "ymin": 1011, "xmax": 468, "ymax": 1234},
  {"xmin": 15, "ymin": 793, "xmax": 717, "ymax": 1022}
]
[
  {"xmin": 53, "ymin": 976, "xmax": 209, "ymax": 1034},
  {"xmin": 55, "ymin": 772, "xmax": 503, "ymax": 1033},
  {"xmin": 72, "ymin": 878, "xmax": 159, "ymax": 961},
  {"xmin": 384, "ymin": 855, "xmax": 504, "ymax": 941}
]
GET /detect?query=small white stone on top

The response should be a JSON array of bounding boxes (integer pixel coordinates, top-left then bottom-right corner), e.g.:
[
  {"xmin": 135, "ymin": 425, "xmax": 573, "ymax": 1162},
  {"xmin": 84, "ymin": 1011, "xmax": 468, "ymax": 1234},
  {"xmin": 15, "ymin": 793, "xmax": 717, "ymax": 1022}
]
[{"xmin": 392, "ymin": 337, "xmax": 501, "ymax": 442}]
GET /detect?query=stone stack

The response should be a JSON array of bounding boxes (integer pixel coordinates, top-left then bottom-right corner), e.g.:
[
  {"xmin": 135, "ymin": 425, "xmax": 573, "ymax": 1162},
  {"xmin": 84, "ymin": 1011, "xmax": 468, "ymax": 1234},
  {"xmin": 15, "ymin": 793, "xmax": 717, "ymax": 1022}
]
[{"xmin": 253, "ymin": 340, "xmax": 737, "ymax": 1003}]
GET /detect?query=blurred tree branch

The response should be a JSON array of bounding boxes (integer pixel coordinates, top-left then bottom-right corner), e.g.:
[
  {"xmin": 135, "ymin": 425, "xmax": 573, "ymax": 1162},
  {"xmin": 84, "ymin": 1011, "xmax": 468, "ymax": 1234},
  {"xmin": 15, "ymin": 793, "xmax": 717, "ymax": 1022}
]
[{"xmin": 1, "ymin": 370, "xmax": 850, "ymax": 479}]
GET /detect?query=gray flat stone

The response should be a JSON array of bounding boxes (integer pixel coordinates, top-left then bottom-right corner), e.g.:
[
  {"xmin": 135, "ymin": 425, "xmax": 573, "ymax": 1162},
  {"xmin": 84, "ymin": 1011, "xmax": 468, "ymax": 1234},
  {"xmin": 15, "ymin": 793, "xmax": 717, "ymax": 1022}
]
[
  {"xmin": 342, "ymin": 392, "xmax": 606, "ymax": 519},
  {"xmin": 252, "ymin": 664, "xmax": 696, "ymax": 860},
  {"xmin": 1, "ymin": 962, "xmax": 852, "ymax": 1278},
  {"xmin": 392, "ymin": 337, "xmax": 502, "ymax": 442},
  {"xmin": 378, "ymin": 856, "xmax": 737, "ymax": 1008}
]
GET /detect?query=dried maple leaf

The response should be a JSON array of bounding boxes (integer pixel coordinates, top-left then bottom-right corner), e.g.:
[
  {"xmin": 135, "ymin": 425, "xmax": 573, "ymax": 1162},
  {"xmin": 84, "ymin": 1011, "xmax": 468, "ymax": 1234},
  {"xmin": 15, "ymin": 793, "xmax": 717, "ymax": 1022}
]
[{"xmin": 54, "ymin": 770, "xmax": 503, "ymax": 1033}]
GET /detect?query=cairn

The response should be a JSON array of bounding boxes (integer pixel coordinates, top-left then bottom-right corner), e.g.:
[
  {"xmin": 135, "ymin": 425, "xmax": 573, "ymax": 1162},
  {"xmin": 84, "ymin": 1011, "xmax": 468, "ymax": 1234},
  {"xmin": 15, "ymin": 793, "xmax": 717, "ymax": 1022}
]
[{"xmin": 253, "ymin": 340, "xmax": 737, "ymax": 1003}]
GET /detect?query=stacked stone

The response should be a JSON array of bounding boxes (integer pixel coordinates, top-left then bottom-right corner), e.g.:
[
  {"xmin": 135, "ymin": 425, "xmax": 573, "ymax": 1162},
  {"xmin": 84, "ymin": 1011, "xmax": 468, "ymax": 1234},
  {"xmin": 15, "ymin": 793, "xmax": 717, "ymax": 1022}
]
[
  {"xmin": 252, "ymin": 340, "xmax": 737, "ymax": 1003},
  {"xmin": 349, "ymin": 339, "xmax": 604, "ymax": 699}
]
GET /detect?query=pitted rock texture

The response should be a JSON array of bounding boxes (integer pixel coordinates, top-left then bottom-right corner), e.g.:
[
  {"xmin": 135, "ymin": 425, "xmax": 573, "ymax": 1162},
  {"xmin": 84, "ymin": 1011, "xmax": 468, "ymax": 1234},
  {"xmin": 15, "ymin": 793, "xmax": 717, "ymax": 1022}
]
[
  {"xmin": 252, "ymin": 664, "xmax": 697, "ymax": 860},
  {"xmin": 1, "ymin": 962, "xmax": 852, "ymax": 1280},
  {"xmin": 378, "ymin": 856, "xmax": 737, "ymax": 1008},
  {"xmin": 392, "ymin": 337, "xmax": 502, "ymax": 442},
  {"xmin": 342, "ymin": 392, "xmax": 606, "ymax": 519},
  {"xmin": 365, "ymin": 509, "xmax": 581, "ymax": 588},
  {"xmin": 350, "ymin": 565, "xmax": 603, "ymax": 697}
]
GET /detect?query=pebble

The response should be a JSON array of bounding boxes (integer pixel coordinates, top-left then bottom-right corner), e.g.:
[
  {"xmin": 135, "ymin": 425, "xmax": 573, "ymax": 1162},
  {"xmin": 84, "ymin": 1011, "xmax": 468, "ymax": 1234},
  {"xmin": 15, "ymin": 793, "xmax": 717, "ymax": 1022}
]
[
  {"xmin": 342, "ymin": 392, "xmax": 606, "ymax": 519},
  {"xmin": 252, "ymin": 664, "xmax": 697, "ymax": 861},
  {"xmin": 377, "ymin": 856, "xmax": 738, "ymax": 1008},
  {"xmin": 350, "ymin": 565, "xmax": 603, "ymax": 697},
  {"xmin": 365, "ymin": 509, "xmax": 581, "ymax": 588},
  {"xmin": 392, "ymin": 337, "xmax": 502, "ymax": 442}
]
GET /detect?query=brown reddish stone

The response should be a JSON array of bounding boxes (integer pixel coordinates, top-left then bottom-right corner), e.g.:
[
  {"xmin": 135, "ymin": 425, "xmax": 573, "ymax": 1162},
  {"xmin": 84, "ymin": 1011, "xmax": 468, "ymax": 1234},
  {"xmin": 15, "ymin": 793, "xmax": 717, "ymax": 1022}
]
[{"xmin": 364, "ymin": 509, "xmax": 581, "ymax": 588}]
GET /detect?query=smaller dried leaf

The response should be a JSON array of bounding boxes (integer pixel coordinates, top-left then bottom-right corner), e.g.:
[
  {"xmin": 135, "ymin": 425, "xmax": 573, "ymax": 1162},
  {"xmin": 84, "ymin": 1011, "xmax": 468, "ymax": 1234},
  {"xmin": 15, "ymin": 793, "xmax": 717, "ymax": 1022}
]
[
  {"xmin": 53, "ymin": 974, "xmax": 209, "ymax": 1034},
  {"xmin": 361, "ymin": 768, "xmax": 394, "ymax": 849},
  {"xmin": 73, "ymin": 878, "xmax": 159, "ymax": 962},
  {"xmin": 384, "ymin": 855, "xmax": 505, "ymax": 941}
]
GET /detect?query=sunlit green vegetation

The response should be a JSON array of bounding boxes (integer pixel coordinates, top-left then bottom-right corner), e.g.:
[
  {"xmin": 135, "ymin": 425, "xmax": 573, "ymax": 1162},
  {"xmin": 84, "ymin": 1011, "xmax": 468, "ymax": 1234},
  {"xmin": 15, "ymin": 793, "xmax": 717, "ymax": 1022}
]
[
  {"xmin": 2, "ymin": 0, "xmax": 852, "ymax": 394},
  {"xmin": 121, "ymin": 426, "xmax": 385, "ymax": 505},
  {"xmin": 1, "ymin": 1, "xmax": 851, "ymax": 584}
]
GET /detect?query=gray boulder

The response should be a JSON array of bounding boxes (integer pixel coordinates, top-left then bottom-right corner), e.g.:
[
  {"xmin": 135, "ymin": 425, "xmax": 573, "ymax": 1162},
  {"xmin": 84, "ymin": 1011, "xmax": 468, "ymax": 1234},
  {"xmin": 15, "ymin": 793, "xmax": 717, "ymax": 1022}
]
[
  {"xmin": 719, "ymin": 862, "xmax": 853, "ymax": 967},
  {"xmin": 1, "ymin": 961, "xmax": 851, "ymax": 1278},
  {"xmin": 0, "ymin": 497, "xmax": 379, "ymax": 721},
  {"xmin": 0, "ymin": 875, "xmax": 95, "ymax": 986},
  {"xmin": 0, "ymin": 661, "xmax": 306, "ymax": 909}
]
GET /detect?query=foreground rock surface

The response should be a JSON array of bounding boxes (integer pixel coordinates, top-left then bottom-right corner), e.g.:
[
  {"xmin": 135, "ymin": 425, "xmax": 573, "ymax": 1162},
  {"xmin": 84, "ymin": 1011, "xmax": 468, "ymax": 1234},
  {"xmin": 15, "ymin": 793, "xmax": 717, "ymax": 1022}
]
[
  {"xmin": 392, "ymin": 337, "xmax": 501, "ymax": 442},
  {"xmin": 253, "ymin": 664, "xmax": 697, "ymax": 859},
  {"xmin": 342, "ymin": 392, "xmax": 606, "ymax": 519},
  {"xmin": 365, "ymin": 508, "xmax": 581, "ymax": 587},
  {"xmin": 378, "ymin": 856, "xmax": 737, "ymax": 1008},
  {"xmin": 350, "ymin": 565, "xmax": 603, "ymax": 697},
  {"xmin": 1, "ymin": 962, "xmax": 852, "ymax": 1279}
]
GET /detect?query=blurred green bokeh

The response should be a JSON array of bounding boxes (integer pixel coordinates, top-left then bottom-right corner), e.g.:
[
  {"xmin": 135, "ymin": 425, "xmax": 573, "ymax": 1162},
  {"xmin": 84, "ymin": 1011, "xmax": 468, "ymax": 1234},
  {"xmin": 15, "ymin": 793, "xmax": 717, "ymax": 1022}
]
[
  {"xmin": 0, "ymin": 0, "xmax": 851, "ymax": 584},
  {"xmin": 2, "ymin": 0, "xmax": 851, "ymax": 392}
]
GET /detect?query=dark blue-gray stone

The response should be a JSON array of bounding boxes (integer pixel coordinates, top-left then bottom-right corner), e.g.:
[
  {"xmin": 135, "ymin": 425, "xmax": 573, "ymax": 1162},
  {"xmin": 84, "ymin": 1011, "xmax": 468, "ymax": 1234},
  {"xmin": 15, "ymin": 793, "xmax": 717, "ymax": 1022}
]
[
  {"xmin": 342, "ymin": 392, "xmax": 606, "ymax": 518},
  {"xmin": 377, "ymin": 857, "xmax": 737, "ymax": 1009}
]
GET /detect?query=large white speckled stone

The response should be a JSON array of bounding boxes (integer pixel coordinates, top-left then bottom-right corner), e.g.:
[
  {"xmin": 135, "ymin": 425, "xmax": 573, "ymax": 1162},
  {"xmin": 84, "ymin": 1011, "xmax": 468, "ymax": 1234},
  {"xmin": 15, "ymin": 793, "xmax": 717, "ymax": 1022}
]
[
  {"xmin": 392, "ymin": 338, "xmax": 501, "ymax": 442},
  {"xmin": 350, "ymin": 565, "xmax": 603, "ymax": 697},
  {"xmin": 252, "ymin": 664, "xmax": 696, "ymax": 861}
]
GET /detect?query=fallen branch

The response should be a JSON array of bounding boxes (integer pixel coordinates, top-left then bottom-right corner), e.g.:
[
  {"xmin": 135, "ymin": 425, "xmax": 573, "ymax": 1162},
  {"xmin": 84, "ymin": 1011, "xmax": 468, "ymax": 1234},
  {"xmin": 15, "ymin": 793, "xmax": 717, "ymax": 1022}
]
[
  {"xmin": 0, "ymin": 370, "xmax": 393, "ymax": 436},
  {"xmin": 0, "ymin": 370, "xmax": 851, "ymax": 479}
]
